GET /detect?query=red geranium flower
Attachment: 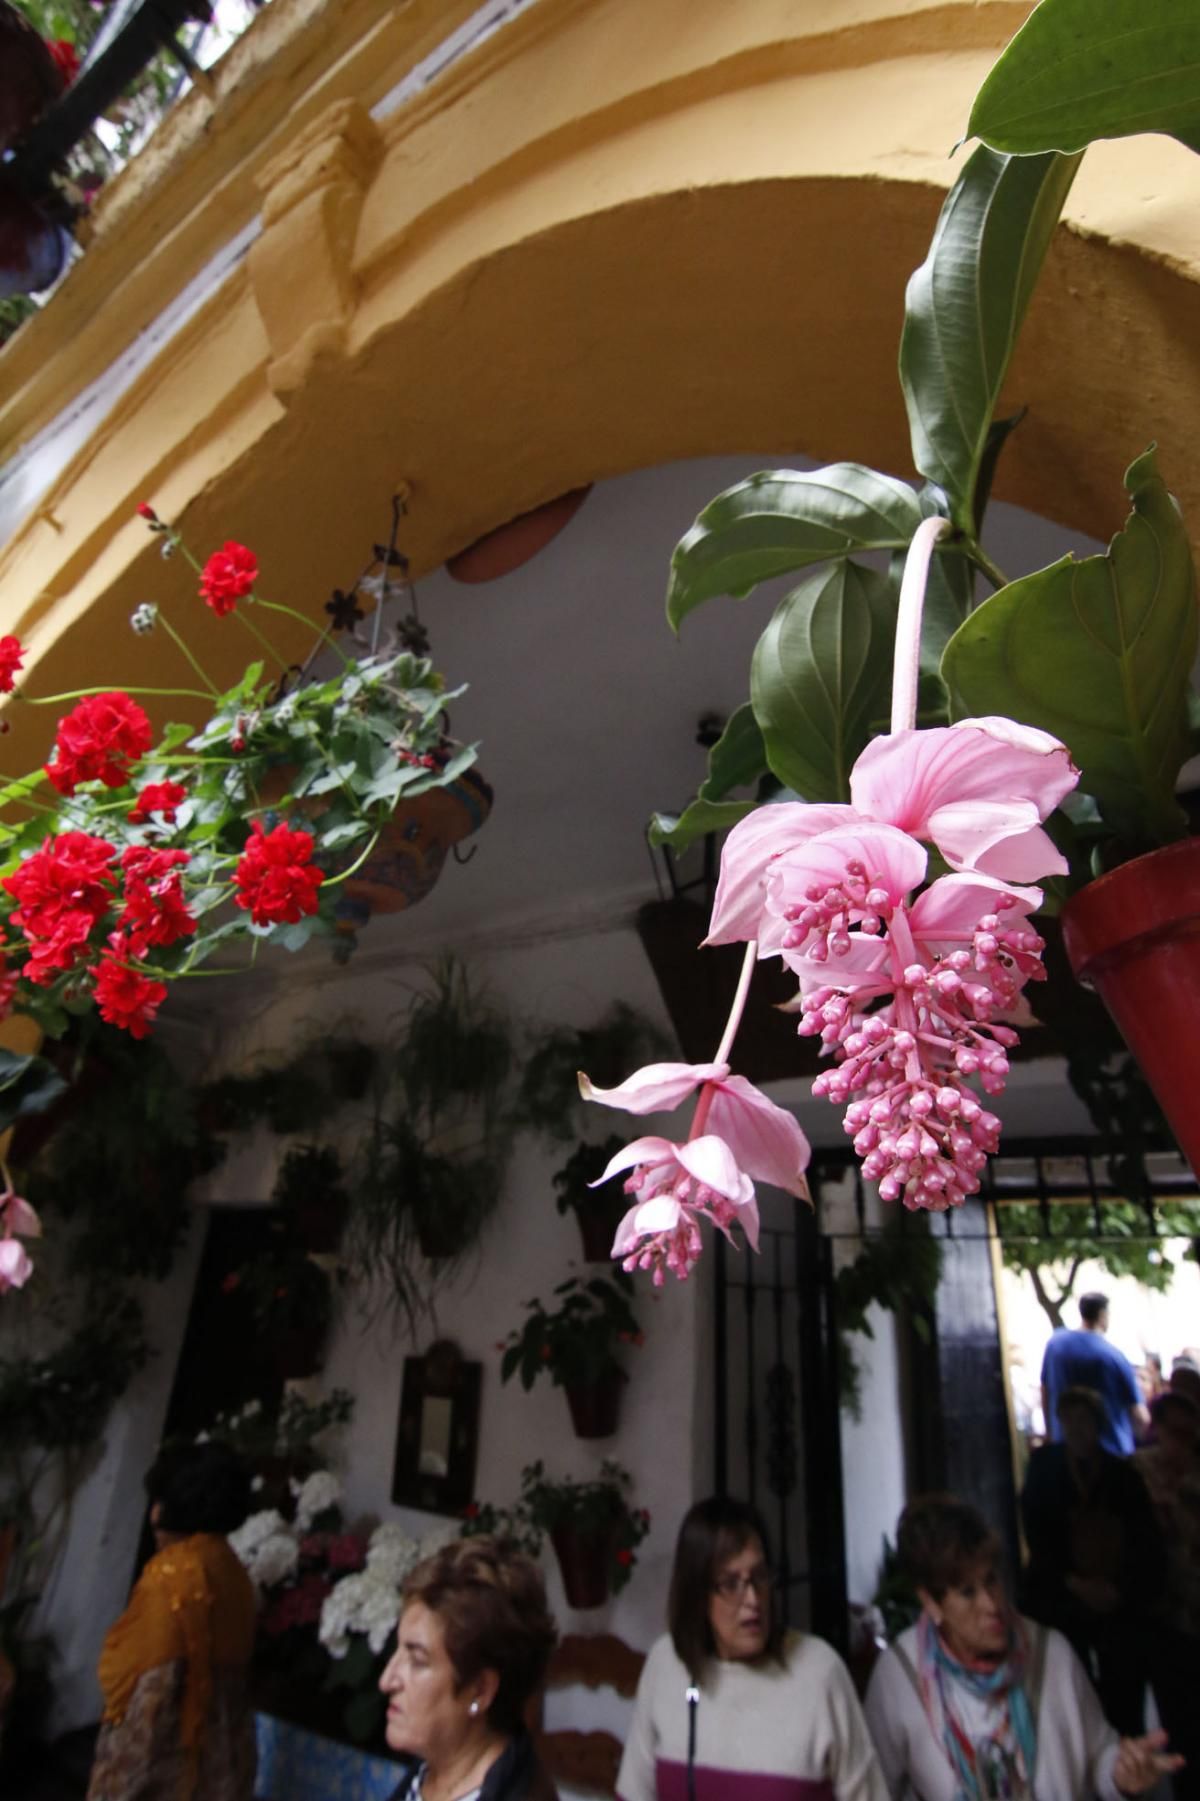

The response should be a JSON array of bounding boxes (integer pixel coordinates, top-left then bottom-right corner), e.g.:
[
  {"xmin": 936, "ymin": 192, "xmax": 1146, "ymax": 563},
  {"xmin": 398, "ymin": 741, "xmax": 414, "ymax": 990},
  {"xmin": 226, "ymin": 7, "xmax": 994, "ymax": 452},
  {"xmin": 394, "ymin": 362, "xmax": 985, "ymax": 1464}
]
[
  {"xmin": 116, "ymin": 844, "xmax": 195, "ymax": 952},
  {"xmin": 47, "ymin": 39, "xmax": 80, "ymax": 84},
  {"xmin": 4, "ymin": 832, "xmax": 117, "ymax": 981},
  {"xmin": 128, "ymin": 780, "xmax": 188, "ymax": 824},
  {"xmin": 44, "ymin": 692, "xmax": 153, "ymax": 796},
  {"xmin": 136, "ymin": 502, "xmax": 158, "ymax": 522},
  {"xmin": 0, "ymin": 957, "xmax": 18, "ymax": 1019},
  {"xmin": 0, "ymin": 636, "xmax": 24, "ymax": 694},
  {"xmin": 234, "ymin": 820, "xmax": 324, "ymax": 927},
  {"xmin": 91, "ymin": 955, "xmax": 168, "ymax": 1038},
  {"xmin": 615, "ymin": 1549, "xmax": 634, "ymax": 1567},
  {"xmin": 199, "ymin": 542, "xmax": 258, "ymax": 616}
]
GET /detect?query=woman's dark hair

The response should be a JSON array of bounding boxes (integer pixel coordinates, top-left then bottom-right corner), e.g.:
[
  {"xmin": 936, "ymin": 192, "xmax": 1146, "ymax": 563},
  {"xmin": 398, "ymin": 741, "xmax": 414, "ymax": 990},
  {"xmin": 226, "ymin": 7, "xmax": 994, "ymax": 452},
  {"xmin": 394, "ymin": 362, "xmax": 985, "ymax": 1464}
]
[
  {"xmin": 402, "ymin": 1535, "xmax": 557, "ymax": 1734},
  {"xmin": 897, "ymin": 1494, "xmax": 1000, "ymax": 1601},
  {"xmin": 668, "ymin": 1496, "xmax": 785, "ymax": 1678},
  {"xmin": 1150, "ymin": 1389, "xmax": 1200, "ymax": 1431},
  {"xmin": 1056, "ymin": 1384, "xmax": 1106, "ymax": 1429},
  {"xmin": 145, "ymin": 1439, "xmax": 252, "ymax": 1536}
]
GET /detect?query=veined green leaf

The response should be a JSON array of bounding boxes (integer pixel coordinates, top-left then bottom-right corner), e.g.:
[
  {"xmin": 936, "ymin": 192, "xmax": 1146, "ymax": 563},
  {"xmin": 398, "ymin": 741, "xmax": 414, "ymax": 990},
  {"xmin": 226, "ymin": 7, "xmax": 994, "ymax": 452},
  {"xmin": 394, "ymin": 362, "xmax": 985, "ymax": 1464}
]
[
  {"xmin": 969, "ymin": 0, "xmax": 1200, "ymax": 155},
  {"xmin": 900, "ymin": 147, "xmax": 1081, "ymax": 534},
  {"xmin": 696, "ymin": 703, "xmax": 767, "ymax": 802},
  {"xmin": 648, "ymin": 799, "xmax": 757, "ymax": 853},
  {"xmin": 941, "ymin": 446, "xmax": 1197, "ymax": 847},
  {"xmin": 750, "ymin": 560, "xmax": 898, "ymax": 803},
  {"xmin": 667, "ymin": 464, "xmax": 923, "ymax": 631}
]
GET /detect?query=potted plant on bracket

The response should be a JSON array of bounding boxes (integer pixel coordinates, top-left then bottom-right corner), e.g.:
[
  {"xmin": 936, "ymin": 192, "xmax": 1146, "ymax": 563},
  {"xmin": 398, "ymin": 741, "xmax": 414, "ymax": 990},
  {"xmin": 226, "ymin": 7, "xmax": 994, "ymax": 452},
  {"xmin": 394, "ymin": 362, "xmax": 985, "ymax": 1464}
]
[
  {"xmin": 500, "ymin": 1271, "xmax": 642, "ymax": 1439},
  {"xmin": 518, "ymin": 1459, "xmax": 649, "ymax": 1611},
  {"xmin": 224, "ymin": 1243, "xmax": 337, "ymax": 1381}
]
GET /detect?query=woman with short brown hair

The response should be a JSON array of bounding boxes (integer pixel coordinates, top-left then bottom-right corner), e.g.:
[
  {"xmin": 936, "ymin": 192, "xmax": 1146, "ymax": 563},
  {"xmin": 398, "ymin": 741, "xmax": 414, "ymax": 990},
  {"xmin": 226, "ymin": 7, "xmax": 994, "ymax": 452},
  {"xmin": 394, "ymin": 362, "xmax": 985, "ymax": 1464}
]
[
  {"xmin": 864, "ymin": 1492, "xmax": 1181, "ymax": 1799},
  {"xmin": 380, "ymin": 1535, "xmax": 557, "ymax": 1801}
]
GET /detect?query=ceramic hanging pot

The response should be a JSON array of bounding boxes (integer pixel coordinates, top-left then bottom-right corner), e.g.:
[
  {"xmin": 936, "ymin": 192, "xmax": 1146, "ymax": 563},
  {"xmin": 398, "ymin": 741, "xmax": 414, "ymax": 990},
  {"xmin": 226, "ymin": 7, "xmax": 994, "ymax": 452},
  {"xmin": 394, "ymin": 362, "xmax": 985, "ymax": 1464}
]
[
  {"xmin": 563, "ymin": 1366, "xmax": 625, "ymax": 1439},
  {"xmin": 332, "ymin": 767, "xmax": 494, "ymax": 931},
  {"xmin": 1060, "ymin": 838, "xmax": 1200, "ymax": 1172},
  {"xmin": 549, "ymin": 1521, "xmax": 612, "ymax": 1610}
]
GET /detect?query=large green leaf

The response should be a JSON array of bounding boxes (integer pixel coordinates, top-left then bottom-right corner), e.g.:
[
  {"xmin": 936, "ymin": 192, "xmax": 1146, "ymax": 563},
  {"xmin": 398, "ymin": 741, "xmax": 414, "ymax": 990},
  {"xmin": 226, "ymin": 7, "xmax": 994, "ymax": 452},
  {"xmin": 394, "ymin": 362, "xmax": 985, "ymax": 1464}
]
[
  {"xmin": 750, "ymin": 561, "xmax": 898, "ymax": 803},
  {"xmin": 666, "ymin": 465, "xmax": 922, "ymax": 631},
  {"xmin": 648, "ymin": 705, "xmax": 766, "ymax": 851},
  {"xmin": 900, "ymin": 147, "xmax": 1081, "ymax": 535},
  {"xmin": 969, "ymin": 0, "xmax": 1200, "ymax": 156},
  {"xmin": 0, "ymin": 1047, "xmax": 67, "ymax": 1136},
  {"xmin": 941, "ymin": 447, "xmax": 1197, "ymax": 847}
]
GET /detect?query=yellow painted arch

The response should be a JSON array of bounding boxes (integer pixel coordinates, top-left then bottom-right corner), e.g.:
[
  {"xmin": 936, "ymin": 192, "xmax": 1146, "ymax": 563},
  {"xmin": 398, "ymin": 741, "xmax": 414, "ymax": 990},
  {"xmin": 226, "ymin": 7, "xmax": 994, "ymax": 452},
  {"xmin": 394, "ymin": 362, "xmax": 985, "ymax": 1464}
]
[{"xmin": 2, "ymin": 0, "xmax": 1200, "ymax": 775}]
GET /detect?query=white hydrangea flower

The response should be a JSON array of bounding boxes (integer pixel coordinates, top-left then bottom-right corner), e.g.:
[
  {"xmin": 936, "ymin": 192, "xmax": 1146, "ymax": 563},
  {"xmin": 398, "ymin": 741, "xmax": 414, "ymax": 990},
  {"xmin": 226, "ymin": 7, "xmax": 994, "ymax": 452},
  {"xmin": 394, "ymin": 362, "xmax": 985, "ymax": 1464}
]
[
  {"xmin": 293, "ymin": 1469, "xmax": 341, "ymax": 1530},
  {"xmin": 228, "ymin": 1509, "xmax": 286, "ymax": 1564},
  {"xmin": 249, "ymin": 1532, "xmax": 301, "ymax": 1591},
  {"xmin": 319, "ymin": 1570, "xmax": 402, "ymax": 1658},
  {"xmin": 365, "ymin": 1522, "xmax": 420, "ymax": 1587}
]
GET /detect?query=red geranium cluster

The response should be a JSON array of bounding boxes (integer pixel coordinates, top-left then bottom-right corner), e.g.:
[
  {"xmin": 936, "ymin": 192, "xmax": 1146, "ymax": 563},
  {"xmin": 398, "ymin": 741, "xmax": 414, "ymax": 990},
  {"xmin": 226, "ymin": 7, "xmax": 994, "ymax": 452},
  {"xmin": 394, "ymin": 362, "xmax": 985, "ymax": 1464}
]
[
  {"xmin": 92, "ymin": 956, "xmax": 168, "ymax": 1038},
  {"xmin": 234, "ymin": 820, "xmax": 325, "ymax": 926},
  {"xmin": 115, "ymin": 845, "xmax": 196, "ymax": 953},
  {"xmin": 47, "ymin": 39, "xmax": 80, "ymax": 84},
  {"xmin": 261, "ymin": 1571, "xmax": 332, "ymax": 1638},
  {"xmin": 0, "ymin": 636, "xmax": 24, "ymax": 694},
  {"xmin": 3, "ymin": 830, "xmax": 117, "ymax": 985},
  {"xmin": 44, "ymin": 692, "xmax": 152, "ymax": 797},
  {"xmin": 199, "ymin": 542, "xmax": 258, "ymax": 617},
  {"xmin": 128, "ymin": 780, "xmax": 187, "ymax": 824}
]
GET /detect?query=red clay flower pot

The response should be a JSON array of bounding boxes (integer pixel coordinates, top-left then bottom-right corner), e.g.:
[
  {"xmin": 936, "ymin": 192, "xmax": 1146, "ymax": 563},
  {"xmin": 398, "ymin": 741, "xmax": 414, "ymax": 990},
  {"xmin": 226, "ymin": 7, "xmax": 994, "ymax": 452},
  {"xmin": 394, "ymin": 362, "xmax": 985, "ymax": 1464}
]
[
  {"xmin": 563, "ymin": 1367, "xmax": 625, "ymax": 1439},
  {"xmin": 549, "ymin": 1522, "xmax": 612, "ymax": 1610},
  {"xmin": 1060, "ymin": 839, "xmax": 1200, "ymax": 1172},
  {"xmin": 445, "ymin": 487, "xmax": 592, "ymax": 584}
]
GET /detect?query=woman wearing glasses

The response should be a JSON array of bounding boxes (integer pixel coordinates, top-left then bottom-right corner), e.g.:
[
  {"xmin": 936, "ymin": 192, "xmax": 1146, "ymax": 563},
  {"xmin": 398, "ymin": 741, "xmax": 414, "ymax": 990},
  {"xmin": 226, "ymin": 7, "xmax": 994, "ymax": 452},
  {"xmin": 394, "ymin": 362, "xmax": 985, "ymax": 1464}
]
[{"xmin": 617, "ymin": 1496, "xmax": 887, "ymax": 1800}]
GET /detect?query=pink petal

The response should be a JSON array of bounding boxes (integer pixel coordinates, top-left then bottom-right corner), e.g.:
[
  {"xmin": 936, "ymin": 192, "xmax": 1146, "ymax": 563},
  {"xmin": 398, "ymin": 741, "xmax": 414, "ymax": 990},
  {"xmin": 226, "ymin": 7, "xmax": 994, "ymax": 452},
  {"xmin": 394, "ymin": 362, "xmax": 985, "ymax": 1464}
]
[
  {"xmin": 594, "ymin": 1136, "xmax": 678, "ymax": 1185},
  {"xmin": 909, "ymin": 872, "xmax": 1042, "ymax": 950},
  {"xmin": 707, "ymin": 803, "xmax": 860, "ymax": 945},
  {"xmin": 3, "ymin": 1196, "xmax": 40, "ymax": 1239},
  {"xmin": 579, "ymin": 1061, "xmax": 728, "ymax": 1115},
  {"xmin": 612, "ymin": 1194, "xmax": 684, "ymax": 1256},
  {"xmin": 781, "ymin": 933, "xmax": 892, "ymax": 995},
  {"xmin": 850, "ymin": 721, "xmax": 1077, "ymax": 864},
  {"xmin": 675, "ymin": 1135, "xmax": 755, "ymax": 1205},
  {"xmin": 924, "ymin": 799, "xmax": 1067, "ymax": 881},
  {"xmin": 765, "ymin": 822, "xmax": 927, "ymax": 914},
  {"xmin": 707, "ymin": 1076, "xmax": 811, "ymax": 1197},
  {"xmin": 0, "ymin": 1238, "xmax": 33, "ymax": 1291}
]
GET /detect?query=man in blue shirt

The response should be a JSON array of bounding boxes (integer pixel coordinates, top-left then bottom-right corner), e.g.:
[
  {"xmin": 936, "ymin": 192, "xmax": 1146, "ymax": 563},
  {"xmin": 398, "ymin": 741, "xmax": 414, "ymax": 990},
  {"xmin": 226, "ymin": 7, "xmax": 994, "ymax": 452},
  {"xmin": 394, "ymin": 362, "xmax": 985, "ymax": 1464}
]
[{"xmin": 1040, "ymin": 1291, "xmax": 1148, "ymax": 1456}]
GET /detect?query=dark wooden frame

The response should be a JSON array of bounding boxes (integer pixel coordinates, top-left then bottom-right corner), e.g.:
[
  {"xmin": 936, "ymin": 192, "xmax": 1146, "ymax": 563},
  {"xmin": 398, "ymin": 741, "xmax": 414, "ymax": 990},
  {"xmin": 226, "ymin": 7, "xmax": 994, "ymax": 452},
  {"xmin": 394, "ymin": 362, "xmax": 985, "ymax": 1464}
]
[{"xmin": 391, "ymin": 1338, "xmax": 482, "ymax": 1515}]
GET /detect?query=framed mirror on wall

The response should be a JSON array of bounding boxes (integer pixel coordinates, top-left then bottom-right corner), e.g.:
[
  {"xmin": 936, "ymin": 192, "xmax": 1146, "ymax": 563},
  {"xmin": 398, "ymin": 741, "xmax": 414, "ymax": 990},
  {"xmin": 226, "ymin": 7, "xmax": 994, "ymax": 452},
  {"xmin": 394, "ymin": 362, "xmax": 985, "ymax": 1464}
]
[{"xmin": 392, "ymin": 1339, "xmax": 482, "ymax": 1515}]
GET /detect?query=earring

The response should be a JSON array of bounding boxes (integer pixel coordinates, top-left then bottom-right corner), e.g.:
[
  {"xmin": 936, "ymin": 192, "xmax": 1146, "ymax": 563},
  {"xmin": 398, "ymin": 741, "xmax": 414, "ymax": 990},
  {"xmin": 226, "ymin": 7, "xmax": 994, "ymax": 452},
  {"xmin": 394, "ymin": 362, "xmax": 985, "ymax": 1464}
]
[{"xmin": 469, "ymin": 1701, "xmax": 479, "ymax": 1716}]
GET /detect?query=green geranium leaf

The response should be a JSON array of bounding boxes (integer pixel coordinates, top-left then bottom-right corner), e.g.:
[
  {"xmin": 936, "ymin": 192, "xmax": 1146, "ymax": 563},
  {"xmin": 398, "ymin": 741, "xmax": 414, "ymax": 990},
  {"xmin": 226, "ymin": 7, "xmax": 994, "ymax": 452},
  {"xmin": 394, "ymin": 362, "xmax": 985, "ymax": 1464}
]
[
  {"xmin": 900, "ymin": 146, "xmax": 1081, "ymax": 535},
  {"xmin": 941, "ymin": 446, "xmax": 1197, "ymax": 847},
  {"xmin": 648, "ymin": 799, "xmax": 758, "ymax": 852},
  {"xmin": 0, "ymin": 1048, "xmax": 66, "ymax": 1134},
  {"xmin": 750, "ymin": 560, "xmax": 898, "ymax": 803},
  {"xmin": 666, "ymin": 465, "xmax": 923, "ymax": 631},
  {"xmin": 968, "ymin": 0, "xmax": 1200, "ymax": 155}
]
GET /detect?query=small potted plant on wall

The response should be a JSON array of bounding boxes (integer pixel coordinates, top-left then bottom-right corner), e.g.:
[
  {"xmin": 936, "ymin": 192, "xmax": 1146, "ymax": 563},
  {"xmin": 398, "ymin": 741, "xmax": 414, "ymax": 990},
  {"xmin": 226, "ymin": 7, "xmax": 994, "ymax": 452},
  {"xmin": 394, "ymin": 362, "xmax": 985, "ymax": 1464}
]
[
  {"xmin": 500, "ymin": 1271, "xmax": 643, "ymax": 1439},
  {"xmin": 551, "ymin": 1136, "xmax": 632, "ymax": 1264},
  {"xmin": 519, "ymin": 1459, "xmax": 649, "ymax": 1611},
  {"xmin": 272, "ymin": 1145, "xmax": 351, "ymax": 1256}
]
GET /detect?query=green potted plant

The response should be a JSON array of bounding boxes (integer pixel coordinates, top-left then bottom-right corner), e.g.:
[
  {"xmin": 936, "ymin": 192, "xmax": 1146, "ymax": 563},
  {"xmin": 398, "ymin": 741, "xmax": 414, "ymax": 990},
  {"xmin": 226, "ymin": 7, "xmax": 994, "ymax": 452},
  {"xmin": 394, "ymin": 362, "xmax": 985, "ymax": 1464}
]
[
  {"xmin": 551, "ymin": 1136, "xmax": 631, "ymax": 1263},
  {"xmin": 500, "ymin": 1272, "xmax": 642, "ymax": 1439},
  {"xmin": 223, "ymin": 1245, "xmax": 336, "ymax": 1380},
  {"xmin": 272, "ymin": 1145, "xmax": 351, "ymax": 1256},
  {"xmin": 519, "ymin": 1460, "xmax": 649, "ymax": 1610}
]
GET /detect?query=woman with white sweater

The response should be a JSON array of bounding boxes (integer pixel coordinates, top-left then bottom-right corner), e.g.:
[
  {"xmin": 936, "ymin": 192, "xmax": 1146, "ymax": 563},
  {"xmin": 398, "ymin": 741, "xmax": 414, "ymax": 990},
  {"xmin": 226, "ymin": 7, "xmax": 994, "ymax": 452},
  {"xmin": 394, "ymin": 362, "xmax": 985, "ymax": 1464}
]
[
  {"xmin": 617, "ymin": 1496, "xmax": 887, "ymax": 1801},
  {"xmin": 864, "ymin": 1494, "xmax": 1182, "ymax": 1801}
]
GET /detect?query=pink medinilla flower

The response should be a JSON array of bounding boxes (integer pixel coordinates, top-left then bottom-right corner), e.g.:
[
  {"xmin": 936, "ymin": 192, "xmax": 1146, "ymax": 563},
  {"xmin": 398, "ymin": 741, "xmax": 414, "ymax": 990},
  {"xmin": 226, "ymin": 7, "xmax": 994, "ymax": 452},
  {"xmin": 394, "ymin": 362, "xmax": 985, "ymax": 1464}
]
[
  {"xmin": 580, "ymin": 1059, "xmax": 811, "ymax": 1281},
  {"xmin": 706, "ymin": 723, "xmax": 1077, "ymax": 1212},
  {"xmin": 0, "ymin": 1190, "xmax": 41, "ymax": 1293}
]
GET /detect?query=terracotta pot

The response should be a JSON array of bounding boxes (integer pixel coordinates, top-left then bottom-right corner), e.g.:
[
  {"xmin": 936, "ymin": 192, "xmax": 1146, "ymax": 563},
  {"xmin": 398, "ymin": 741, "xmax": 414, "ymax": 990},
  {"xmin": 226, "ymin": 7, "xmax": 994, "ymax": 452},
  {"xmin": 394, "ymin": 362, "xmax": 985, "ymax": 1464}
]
[
  {"xmin": 332, "ymin": 768, "xmax": 494, "ymax": 932},
  {"xmin": 445, "ymin": 487, "xmax": 592, "ymax": 584},
  {"xmin": 563, "ymin": 1366, "xmax": 625, "ymax": 1439},
  {"xmin": 549, "ymin": 1521, "xmax": 612, "ymax": 1610},
  {"xmin": 1060, "ymin": 839, "xmax": 1200, "ymax": 1171}
]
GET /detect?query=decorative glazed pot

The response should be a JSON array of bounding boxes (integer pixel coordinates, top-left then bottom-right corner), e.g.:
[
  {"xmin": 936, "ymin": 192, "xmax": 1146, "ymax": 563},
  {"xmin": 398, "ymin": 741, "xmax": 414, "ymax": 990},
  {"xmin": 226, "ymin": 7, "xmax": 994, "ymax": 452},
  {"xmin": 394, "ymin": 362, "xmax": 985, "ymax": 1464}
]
[
  {"xmin": 563, "ymin": 1366, "xmax": 625, "ymax": 1439},
  {"xmin": 445, "ymin": 487, "xmax": 592, "ymax": 584},
  {"xmin": 549, "ymin": 1521, "xmax": 612, "ymax": 1610},
  {"xmin": 1060, "ymin": 838, "xmax": 1200, "ymax": 1173},
  {"xmin": 332, "ymin": 768, "xmax": 494, "ymax": 932}
]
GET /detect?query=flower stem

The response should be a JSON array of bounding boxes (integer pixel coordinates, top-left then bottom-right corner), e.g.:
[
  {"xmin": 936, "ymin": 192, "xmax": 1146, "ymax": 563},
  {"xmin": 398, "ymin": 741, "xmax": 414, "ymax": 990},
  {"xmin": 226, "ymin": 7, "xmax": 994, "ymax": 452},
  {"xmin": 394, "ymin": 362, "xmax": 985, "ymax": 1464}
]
[
  {"xmin": 158, "ymin": 615, "xmax": 220, "ymax": 696},
  {"xmin": 19, "ymin": 685, "xmax": 215, "ymax": 705},
  {"xmin": 255, "ymin": 599, "xmax": 351, "ymax": 669},
  {"xmin": 321, "ymin": 824, "xmax": 383, "ymax": 888},
  {"xmin": 969, "ymin": 544, "xmax": 1010, "ymax": 591},
  {"xmin": 891, "ymin": 515, "xmax": 952, "ymax": 734},
  {"xmin": 236, "ymin": 608, "xmax": 290, "ymax": 672},
  {"xmin": 715, "ymin": 940, "xmax": 758, "ymax": 1066}
]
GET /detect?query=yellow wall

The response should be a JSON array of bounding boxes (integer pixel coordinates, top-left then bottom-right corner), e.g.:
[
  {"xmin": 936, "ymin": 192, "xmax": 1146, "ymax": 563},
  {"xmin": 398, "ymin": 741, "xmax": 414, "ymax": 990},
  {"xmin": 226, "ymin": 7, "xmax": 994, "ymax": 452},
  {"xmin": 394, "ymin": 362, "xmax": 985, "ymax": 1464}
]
[{"xmin": 2, "ymin": 0, "xmax": 1200, "ymax": 773}]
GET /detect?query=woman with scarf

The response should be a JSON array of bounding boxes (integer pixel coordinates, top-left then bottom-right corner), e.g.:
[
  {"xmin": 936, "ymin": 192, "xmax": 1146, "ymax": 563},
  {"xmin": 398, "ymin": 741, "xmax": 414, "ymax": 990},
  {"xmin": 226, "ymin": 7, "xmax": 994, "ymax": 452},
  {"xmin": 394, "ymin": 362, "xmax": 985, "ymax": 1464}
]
[
  {"xmin": 864, "ymin": 1494, "xmax": 1181, "ymax": 1801},
  {"xmin": 86, "ymin": 1440, "xmax": 257, "ymax": 1801}
]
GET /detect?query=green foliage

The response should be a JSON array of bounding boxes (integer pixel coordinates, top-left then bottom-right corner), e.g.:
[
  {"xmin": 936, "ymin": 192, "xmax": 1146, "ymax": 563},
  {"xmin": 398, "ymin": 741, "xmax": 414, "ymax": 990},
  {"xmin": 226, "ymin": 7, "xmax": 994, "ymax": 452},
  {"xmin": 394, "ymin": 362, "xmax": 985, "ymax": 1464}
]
[
  {"xmin": 750, "ymin": 561, "xmax": 898, "ymax": 802},
  {"xmin": 900, "ymin": 146, "xmax": 1082, "ymax": 535},
  {"xmin": 835, "ymin": 1225, "xmax": 942, "ymax": 1417},
  {"xmin": 649, "ymin": 704, "xmax": 765, "ymax": 852},
  {"xmin": 517, "ymin": 1003, "xmax": 668, "ymax": 1145},
  {"xmin": 500, "ymin": 1271, "xmax": 641, "ymax": 1392},
  {"xmin": 0, "ymin": 1296, "xmax": 147, "ymax": 1456},
  {"xmin": 968, "ymin": 0, "xmax": 1200, "ymax": 156},
  {"xmin": 998, "ymin": 1198, "xmax": 1200, "ymax": 1329},
  {"xmin": 943, "ymin": 448, "xmax": 1196, "ymax": 849},
  {"xmin": 551, "ymin": 1136, "xmax": 628, "ymax": 1219},
  {"xmin": 872, "ymin": 1536, "xmax": 921, "ymax": 1643},
  {"xmin": 272, "ymin": 1143, "xmax": 348, "ymax": 1218},
  {"xmin": 518, "ymin": 1459, "xmax": 650, "ymax": 1594},
  {"xmin": 0, "ymin": 1048, "xmax": 66, "ymax": 1138},
  {"xmin": 199, "ymin": 1389, "xmax": 355, "ymax": 1464},
  {"xmin": 224, "ymin": 1241, "xmax": 336, "ymax": 1337}
]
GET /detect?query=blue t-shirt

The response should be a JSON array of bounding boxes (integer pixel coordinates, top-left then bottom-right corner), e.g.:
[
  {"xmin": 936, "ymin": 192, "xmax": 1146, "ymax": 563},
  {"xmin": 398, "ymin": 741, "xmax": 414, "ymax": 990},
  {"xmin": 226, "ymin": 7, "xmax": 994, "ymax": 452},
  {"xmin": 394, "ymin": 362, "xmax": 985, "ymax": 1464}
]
[{"xmin": 1040, "ymin": 1327, "xmax": 1141, "ymax": 1454}]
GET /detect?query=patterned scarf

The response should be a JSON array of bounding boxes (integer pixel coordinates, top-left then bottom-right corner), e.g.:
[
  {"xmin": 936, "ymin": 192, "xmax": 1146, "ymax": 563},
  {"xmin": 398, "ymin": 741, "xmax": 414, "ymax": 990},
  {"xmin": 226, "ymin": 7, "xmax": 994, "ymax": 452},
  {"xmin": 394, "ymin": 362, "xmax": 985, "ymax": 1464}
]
[{"xmin": 915, "ymin": 1611, "xmax": 1037, "ymax": 1801}]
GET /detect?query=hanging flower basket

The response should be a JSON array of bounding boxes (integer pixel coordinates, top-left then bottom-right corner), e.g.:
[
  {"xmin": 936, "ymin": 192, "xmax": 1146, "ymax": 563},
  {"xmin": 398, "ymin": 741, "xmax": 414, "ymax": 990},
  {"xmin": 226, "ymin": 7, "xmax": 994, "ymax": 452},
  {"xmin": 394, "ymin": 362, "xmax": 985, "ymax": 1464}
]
[
  {"xmin": 332, "ymin": 767, "xmax": 494, "ymax": 931},
  {"xmin": 563, "ymin": 1365, "xmax": 625, "ymax": 1440},
  {"xmin": 1061, "ymin": 838, "xmax": 1200, "ymax": 1173}
]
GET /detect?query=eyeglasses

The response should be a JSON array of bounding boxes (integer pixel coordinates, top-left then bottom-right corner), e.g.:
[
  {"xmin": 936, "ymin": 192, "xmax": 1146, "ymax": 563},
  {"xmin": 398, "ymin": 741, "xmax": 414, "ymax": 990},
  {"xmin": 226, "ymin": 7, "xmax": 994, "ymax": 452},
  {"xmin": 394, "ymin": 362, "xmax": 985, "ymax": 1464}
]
[{"xmin": 711, "ymin": 1566, "xmax": 772, "ymax": 1602}]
